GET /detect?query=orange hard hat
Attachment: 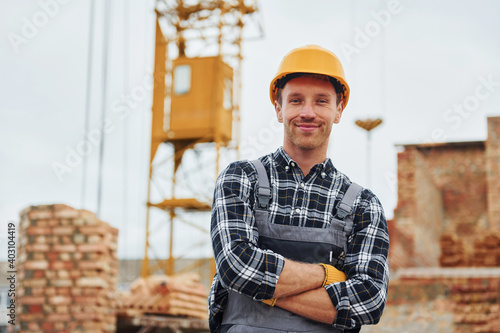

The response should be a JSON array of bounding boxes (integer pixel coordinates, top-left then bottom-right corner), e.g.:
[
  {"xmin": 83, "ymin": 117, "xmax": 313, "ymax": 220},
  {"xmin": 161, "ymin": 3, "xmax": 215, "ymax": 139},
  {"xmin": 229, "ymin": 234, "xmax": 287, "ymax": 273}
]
[{"xmin": 269, "ymin": 45, "xmax": 350, "ymax": 108}]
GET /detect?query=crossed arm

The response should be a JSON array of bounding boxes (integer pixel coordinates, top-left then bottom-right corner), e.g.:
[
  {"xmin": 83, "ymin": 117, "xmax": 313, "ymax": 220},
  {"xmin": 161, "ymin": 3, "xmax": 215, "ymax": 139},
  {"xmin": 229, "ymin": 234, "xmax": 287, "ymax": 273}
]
[{"xmin": 272, "ymin": 259, "xmax": 338, "ymax": 324}]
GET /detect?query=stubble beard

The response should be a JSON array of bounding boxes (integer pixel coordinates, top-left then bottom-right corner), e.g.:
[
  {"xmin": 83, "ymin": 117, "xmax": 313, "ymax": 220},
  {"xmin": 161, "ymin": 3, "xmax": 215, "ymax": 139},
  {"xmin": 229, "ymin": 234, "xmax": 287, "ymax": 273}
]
[{"xmin": 284, "ymin": 121, "xmax": 332, "ymax": 151}]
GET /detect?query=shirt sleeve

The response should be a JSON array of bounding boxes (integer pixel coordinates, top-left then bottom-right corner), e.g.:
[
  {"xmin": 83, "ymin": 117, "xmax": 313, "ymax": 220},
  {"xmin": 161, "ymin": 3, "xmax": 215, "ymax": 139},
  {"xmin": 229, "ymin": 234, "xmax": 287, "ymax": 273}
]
[
  {"xmin": 211, "ymin": 161, "xmax": 285, "ymax": 301},
  {"xmin": 326, "ymin": 190, "xmax": 390, "ymax": 329}
]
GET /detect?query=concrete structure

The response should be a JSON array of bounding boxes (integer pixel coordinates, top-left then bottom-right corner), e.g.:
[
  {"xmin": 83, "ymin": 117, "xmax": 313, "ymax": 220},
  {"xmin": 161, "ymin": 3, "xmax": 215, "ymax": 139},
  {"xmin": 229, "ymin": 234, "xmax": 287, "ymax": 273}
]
[{"xmin": 390, "ymin": 116, "xmax": 500, "ymax": 269}]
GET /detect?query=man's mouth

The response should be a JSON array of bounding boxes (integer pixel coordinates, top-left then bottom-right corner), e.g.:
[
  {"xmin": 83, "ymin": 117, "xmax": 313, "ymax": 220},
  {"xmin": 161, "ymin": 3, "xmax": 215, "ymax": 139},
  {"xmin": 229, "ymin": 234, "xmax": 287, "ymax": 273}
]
[{"xmin": 296, "ymin": 123, "xmax": 320, "ymax": 132}]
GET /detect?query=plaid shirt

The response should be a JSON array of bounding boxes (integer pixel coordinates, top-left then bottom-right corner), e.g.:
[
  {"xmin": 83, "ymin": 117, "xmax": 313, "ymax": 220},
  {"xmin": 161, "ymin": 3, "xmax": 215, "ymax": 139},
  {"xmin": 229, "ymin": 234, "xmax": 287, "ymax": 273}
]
[{"xmin": 209, "ymin": 147, "xmax": 389, "ymax": 331}]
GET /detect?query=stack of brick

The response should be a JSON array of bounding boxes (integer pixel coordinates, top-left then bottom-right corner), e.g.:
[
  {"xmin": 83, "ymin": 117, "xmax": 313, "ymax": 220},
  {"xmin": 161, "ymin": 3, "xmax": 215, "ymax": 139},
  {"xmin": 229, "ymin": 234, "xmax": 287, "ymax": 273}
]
[
  {"xmin": 116, "ymin": 274, "xmax": 208, "ymax": 320},
  {"xmin": 17, "ymin": 204, "xmax": 119, "ymax": 333},
  {"xmin": 451, "ymin": 279, "xmax": 500, "ymax": 333},
  {"xmin": 473, "ymin": 232, "xmax": 500, "ymax": 267},
  {"xmin": 439, "ymin": 234, "xmax": 467, "ymax": 267}
]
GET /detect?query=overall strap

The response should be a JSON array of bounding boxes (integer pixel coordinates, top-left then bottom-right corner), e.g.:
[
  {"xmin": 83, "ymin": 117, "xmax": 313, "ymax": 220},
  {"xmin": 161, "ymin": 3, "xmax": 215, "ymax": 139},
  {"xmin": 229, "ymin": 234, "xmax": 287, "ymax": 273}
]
[
  {"xmin": 336, "ymin": 182, "xmax": 363, "ymax": 235},
  {"xmin": 251, "ymin": 159, "xmax": 271, "ymax": 224}
]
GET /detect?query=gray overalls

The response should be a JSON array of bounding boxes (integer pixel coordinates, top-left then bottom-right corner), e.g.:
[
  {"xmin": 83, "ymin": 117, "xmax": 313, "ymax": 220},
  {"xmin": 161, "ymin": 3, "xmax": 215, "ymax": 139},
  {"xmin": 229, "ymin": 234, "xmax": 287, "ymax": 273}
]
[{"xmin": 221, "ymin": 160, "xmax": 362, "ymax": 333}]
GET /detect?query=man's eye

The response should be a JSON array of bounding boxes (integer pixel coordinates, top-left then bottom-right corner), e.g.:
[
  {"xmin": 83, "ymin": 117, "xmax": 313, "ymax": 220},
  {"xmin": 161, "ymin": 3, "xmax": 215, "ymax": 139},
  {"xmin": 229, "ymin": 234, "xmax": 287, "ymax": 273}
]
[
  {"xmin": 290, "ymin": 99, "xmax": 300, "ymax": 103},
  {"xmin": 318, "ymin": 99, "xmax": 328, "ymax": 104}
]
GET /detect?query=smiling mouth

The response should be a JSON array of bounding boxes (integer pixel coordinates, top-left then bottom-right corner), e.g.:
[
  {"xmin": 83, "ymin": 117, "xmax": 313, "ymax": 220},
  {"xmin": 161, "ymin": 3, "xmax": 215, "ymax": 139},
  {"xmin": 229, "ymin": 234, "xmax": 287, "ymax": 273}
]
[{"xmin": 296, "ymin": 124, "xmax": 320, "ymax": 132}]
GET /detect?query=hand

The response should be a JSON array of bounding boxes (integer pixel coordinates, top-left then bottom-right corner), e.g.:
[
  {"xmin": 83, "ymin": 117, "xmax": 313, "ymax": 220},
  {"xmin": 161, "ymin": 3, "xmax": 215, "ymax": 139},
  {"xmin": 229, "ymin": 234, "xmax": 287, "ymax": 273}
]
[
  {"xmin": 262, "ymin": 298, "xmax": 277, "ymax": 306},
  {"xmin": 318, "ymin": 263, "xmax": 346, "ymax": 286}
]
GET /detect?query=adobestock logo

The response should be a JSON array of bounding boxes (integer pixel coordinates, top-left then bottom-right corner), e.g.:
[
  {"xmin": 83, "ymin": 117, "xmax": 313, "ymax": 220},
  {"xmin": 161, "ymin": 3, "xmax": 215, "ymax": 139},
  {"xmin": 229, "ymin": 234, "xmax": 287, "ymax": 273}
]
[
  {"xmin": 240, "ymin": 117, "xmax": 282, "ymax": 158},
  {"xmin": 7, "ymin": 0, "xmax": 73, "ymax": 53},
  {"xmin": 442, "ymin": 75, "xmax": 500, "ymax": 131},
  {"xmin": 425, "ymin": 74, "xmax": 500, "ymax": 144},
  {"xmin": 51, "ymin": 118, "xmax": 115, "ymax": 183},
  {"xmin": 51, "ymin": 72, "xmax": 154, "ymax": 183}
]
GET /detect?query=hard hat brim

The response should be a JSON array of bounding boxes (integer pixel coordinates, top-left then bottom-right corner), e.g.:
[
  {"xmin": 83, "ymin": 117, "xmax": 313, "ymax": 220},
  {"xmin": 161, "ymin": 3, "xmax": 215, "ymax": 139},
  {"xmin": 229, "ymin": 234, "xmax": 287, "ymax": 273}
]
[{"xmin": 269, "ymin": 72, "xmax": 350, "ymax": 107}]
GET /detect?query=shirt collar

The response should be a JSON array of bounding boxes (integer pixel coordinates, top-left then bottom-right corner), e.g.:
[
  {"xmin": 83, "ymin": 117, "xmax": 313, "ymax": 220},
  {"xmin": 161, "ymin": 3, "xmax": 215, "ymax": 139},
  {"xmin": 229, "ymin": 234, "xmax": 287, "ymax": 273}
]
[{"xmin": 272, "ymin": 147, "xmax": 336, "ymax": 176}]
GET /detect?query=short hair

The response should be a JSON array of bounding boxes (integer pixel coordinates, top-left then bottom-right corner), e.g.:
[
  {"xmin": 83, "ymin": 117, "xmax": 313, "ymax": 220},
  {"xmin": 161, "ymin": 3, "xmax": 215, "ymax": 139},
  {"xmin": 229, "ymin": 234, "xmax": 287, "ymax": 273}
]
[{"xmin": 275, "ymin": 73, "xmax": 345, "ymax": 106}]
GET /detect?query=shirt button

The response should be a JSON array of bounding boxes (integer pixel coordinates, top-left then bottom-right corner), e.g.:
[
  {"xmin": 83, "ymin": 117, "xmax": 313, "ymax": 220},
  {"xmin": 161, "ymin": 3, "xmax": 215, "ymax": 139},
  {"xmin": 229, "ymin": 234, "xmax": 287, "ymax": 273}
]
[
  {"xmin": 321, "ymin": 172, "xmax": 326, "ymax": 178},
  {"xmin": 291, "ymin": 162, "xmax": 296, "ymax": 167},
  {"xmin": 295, "ymin": 208, "xmax": 301, "ymax": 214},
  {"xmin": 285, "ymin": 166, "xmax": 289, "ymax": 171},
  {"xmin": 300, "ymin": 182, "xmax": 305, "ymax": 188}
]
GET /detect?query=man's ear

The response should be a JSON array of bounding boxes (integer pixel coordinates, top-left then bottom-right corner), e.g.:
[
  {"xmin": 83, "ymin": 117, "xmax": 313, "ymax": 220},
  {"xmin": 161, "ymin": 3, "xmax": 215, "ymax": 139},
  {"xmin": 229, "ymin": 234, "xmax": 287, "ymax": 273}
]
[
  {"xmin": 275, "ymin": 101, "xmax": 283, "ymax": 123},
  {"xmin": 334, "ymin": 100, "xmax": 344, "ymax": 124}
]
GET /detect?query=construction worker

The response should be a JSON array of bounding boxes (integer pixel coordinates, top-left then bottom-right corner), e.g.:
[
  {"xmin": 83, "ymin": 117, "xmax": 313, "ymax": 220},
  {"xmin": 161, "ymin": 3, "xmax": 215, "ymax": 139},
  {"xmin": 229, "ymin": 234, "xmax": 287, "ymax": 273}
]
[{"xmin": 209, "ymin": 45, "xmax": 389, "ymax": 332}]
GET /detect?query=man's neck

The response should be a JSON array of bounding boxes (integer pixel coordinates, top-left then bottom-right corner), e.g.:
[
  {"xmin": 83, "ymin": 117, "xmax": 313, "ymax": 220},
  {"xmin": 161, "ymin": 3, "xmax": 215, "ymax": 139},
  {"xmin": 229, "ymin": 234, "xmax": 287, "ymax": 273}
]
[{"xmin": 282, "ymin": 144, "xmax": 327, "ymax": 176}]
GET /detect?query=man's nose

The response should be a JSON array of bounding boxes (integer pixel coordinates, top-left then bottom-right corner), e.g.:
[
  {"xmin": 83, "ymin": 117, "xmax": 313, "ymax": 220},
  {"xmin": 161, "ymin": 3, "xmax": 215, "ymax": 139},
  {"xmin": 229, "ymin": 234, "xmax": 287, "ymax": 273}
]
[{"xmin": 300, "ymin": 101, "xmax": 316, "ymax": 119}]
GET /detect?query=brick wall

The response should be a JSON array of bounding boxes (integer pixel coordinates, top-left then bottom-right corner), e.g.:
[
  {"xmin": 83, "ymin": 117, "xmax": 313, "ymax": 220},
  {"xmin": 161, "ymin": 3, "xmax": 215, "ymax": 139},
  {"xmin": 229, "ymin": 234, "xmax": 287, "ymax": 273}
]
[
  {"xmin": 420, "ymin": 142, "xmax": 487, "ymax": 231},
  {"xmin": 391, "ymin": 118, "xmax": 494, "ymax": 268},
  {"xmin": 387, "ymin": 219, "xmax": 414, "ymax": 269},
  {"xmin": 391, "ymin": 146, "xmax": 445, "ymax": 267},
  {"xmin": 394, "ymin": 148, "xmax": 416, "ymax": 220},
  {"xmin": 413, "ymin": 149, "xmax": 445, "ymax": 266},
  {"xmin": 390, "ymin": 149, "xmax": 417, "ymax": 268},
  {"xmin": 393, "ymin": 146, "xmax": 452, "ymax": 267},
  {"xmin": 486, "ymin": 116, "xmax": 500, "ymax": 231},
  {"xmin": 390, "ymin": 116, "xmax": 500, "ymax": 270}
]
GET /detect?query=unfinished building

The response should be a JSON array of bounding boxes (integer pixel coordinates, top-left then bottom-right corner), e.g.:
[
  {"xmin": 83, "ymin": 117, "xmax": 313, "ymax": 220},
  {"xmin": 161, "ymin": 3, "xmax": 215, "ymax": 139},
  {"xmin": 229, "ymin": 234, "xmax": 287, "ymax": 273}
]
[{"xmin": 389, "ymin": 116, "xmax": 500, "ymax": 269}]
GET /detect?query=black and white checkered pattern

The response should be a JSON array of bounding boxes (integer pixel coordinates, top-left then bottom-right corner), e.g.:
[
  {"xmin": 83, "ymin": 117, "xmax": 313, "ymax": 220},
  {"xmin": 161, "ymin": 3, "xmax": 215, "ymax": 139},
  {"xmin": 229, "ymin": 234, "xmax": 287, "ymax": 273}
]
[{"xmin": 209, "ymin": 147, "xmax": 389, "ymax": 332}]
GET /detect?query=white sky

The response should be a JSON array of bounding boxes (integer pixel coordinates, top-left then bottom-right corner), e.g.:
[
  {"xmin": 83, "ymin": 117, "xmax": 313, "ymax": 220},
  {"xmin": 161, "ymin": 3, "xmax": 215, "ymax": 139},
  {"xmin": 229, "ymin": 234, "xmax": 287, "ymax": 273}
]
[{"xmin": 1, "ymin": 0, "xmax": 500, "ymax": 260}]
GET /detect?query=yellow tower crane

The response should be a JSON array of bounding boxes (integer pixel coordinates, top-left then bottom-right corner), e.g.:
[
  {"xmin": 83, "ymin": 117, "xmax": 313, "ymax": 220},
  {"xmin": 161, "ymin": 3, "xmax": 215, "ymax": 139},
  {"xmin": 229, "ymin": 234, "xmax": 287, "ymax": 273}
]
[{"xmin": 141, "ymin": 0, "xmax": 261, "ymax": 284}]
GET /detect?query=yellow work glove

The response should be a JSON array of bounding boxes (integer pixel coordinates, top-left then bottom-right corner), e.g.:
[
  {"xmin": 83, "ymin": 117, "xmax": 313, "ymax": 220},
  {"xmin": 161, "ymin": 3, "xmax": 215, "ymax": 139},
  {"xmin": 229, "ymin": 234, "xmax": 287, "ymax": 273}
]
[
  {"xmin": 261, "ymin": 298, "xmax": 277, "ymax": 306},
  {"xmin": 318, "ymin": 263, "xmax": 346, "ymax": 287}
]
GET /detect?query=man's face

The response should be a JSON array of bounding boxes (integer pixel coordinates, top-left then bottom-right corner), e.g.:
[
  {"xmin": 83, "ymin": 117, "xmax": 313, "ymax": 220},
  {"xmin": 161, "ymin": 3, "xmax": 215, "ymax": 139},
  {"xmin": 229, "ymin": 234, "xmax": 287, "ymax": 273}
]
[{"xmin": 275, "ymin": 76, "xmax": 343, "ymax": 153}]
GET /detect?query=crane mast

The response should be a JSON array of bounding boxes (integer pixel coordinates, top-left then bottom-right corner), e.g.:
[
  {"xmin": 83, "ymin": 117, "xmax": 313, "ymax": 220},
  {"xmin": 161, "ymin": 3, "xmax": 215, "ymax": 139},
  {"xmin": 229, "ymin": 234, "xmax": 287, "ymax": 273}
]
[{"xmin": 141, "ymin": 0, "xmax": 260, "ymax": 282}]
